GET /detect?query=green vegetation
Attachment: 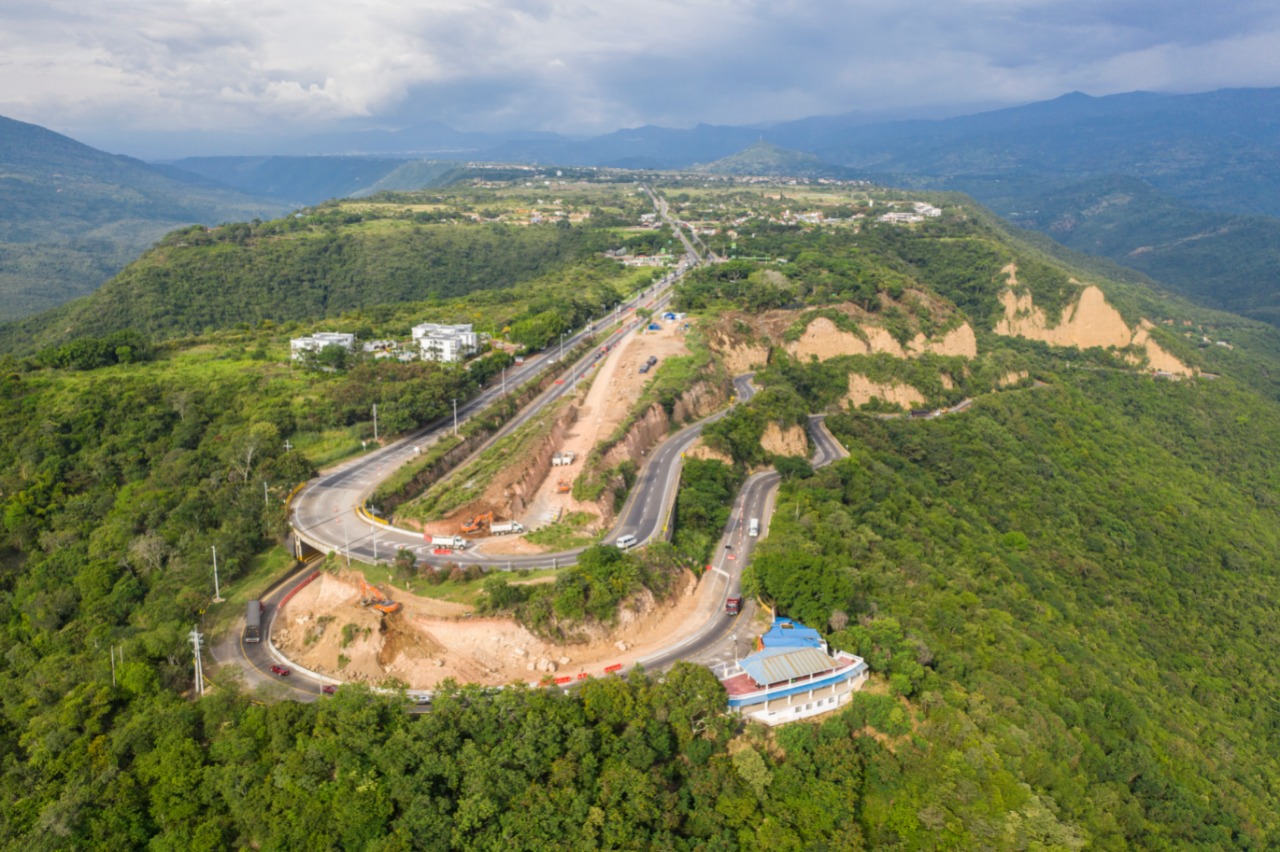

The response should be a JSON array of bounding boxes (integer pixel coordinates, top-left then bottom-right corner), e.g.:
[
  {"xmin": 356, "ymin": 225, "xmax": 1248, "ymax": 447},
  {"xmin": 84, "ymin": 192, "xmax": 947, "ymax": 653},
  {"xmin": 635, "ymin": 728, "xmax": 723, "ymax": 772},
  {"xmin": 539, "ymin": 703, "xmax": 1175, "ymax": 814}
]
[
  {"xmin": 742, "ymin": 370, "xmax": 1280, "ymax": 846},
  {"xmin": 524, "ymin": 511, "xmax": 602, "ymax": 550},
  {"xmin": 6, "ymin": 176, "xmax": 1280, "ymax": 848},
  {"xmin": 479, "ymin": 544, "xmax": 682, "ymax": 640}
]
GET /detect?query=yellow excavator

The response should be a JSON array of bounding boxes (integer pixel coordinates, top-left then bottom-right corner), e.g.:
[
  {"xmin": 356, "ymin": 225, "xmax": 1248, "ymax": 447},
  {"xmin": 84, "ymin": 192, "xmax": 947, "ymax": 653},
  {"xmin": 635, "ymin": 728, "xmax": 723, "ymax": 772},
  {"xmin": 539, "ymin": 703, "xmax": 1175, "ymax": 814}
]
[
  {"xmin": 461, "ymin": 512, "xmax": 493, "ymax": 534},
  {"xmin": 359, "ymin": 577, "xmax": 401, "ymax": 614}
]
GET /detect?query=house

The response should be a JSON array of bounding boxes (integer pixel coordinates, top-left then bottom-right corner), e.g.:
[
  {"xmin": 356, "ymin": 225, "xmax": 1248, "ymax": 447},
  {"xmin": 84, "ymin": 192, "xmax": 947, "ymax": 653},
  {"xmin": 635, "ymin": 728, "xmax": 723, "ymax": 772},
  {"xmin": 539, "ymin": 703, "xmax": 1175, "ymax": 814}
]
[
  {"xmin": 713, "ymin": 617, "xmax": 868, "ymax": 726},
  {"xmin": 290, "ymin": 332, "xmax": 355, "ymax": 361},
  {"xmin": 412, "ymin": 322, "xmax": 480, "ymax": 363}
]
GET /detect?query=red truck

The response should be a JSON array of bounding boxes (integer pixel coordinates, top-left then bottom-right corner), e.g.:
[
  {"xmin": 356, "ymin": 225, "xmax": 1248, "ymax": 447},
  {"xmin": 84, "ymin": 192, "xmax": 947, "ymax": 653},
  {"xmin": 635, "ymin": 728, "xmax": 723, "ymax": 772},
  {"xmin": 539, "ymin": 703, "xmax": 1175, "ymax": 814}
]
[{"xmin": 725, "ymin": 597, "xmax": 742, "ymax": 616}]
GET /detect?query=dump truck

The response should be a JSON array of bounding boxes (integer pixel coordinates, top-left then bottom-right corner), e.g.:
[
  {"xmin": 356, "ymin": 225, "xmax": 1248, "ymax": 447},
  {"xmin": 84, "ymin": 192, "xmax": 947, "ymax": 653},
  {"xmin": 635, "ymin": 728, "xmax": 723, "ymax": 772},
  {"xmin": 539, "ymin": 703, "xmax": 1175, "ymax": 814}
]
[
  {"xmin": 427, "ymin": 534, "xmax": 468, "ymax": 549},
  {"xmin": 490, "ymin": 521, "xmax": 525, "ymax": 535},
  {"xmin": 552, "ymin": 451, "xmax": 576, "ymax": 466}
]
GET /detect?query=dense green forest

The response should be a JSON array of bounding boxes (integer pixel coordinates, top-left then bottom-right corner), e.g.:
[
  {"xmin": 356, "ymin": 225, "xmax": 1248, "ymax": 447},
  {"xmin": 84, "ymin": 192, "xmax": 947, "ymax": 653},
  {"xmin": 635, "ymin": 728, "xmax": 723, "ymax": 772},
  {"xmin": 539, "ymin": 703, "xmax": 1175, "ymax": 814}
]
[
  {"xmin": 0, "ymin": 210, "xmax": 623, "ymax": 353},
  {"xmin": 7, "ymin": 178, "xmax": 1280, "ymax": 847},
  {"xmin": 740, "ymin": 369, "xmax": 1280, "ymax": 847}
]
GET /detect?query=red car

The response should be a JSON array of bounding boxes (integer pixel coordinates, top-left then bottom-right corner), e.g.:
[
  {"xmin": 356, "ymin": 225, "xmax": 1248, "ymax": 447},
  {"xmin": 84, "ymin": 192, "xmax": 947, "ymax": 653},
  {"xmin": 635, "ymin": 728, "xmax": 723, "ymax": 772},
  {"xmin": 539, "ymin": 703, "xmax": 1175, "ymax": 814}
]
[
  {"xmin": 321, "ymin": 684, "xmax": 338, "ymax": 695},
  {"xmin": 270, "ymin": 665, "xmax": 291, "ymax": 676}
]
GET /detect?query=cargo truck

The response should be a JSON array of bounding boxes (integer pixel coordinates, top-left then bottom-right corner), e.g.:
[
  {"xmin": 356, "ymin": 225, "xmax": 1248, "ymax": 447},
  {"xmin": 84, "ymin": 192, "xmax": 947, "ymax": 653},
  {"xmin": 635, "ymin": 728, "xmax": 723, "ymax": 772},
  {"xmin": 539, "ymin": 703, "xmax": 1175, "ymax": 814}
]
[
  {"xmin": 244, "ymin": 600, "xmax": 262, "ymax": 643},
  {"xmin": 725, "ymin": 597, "xmax": 742, "ymax": 616},
  {"xmin": 427, "ymin": 534, "xmax": 468, "ymax": 549},
  {"xmin": 490, "ymin": 521, "xmax": 525, "ymax": 535}
]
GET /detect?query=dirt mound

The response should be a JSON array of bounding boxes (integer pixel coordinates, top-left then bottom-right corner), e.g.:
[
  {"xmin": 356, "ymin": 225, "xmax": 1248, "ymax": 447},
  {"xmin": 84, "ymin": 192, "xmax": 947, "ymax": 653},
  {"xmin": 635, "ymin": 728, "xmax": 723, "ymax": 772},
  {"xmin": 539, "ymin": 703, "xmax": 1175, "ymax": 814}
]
[
  {"xmin": 274, "ymin": 566, "xmax": 717, "ymax": 690},
  {"xmin": 761, "ymin": 422, "xmax": 808, "ymax": 457},
  {"xmin": 994, "ymin": 263, "xmax": 1195, "ymax": 375},
  {"xmin": 846, "ymin": 374, "xmax": 926, "ymax": 409}
]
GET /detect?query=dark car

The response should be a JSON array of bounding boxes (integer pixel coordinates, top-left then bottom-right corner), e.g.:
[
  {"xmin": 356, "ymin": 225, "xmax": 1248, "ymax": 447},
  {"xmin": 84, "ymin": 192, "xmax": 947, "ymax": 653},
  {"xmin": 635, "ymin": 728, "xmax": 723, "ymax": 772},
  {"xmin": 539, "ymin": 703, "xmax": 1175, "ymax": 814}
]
[
  {"xmin": 321, "ymin": 684, "xmax": 338, "ymax": 694},
  {"xmin": 270, "ymin": 665, "xmax": 291, "ymax": 676}
]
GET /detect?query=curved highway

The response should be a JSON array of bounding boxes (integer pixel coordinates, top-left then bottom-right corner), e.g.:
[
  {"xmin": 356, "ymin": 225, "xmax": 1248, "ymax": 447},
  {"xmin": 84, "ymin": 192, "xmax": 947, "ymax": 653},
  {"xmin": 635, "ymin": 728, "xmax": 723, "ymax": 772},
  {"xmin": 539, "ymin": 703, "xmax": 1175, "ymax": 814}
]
[{"xmin": 222, "ymin": 188, "xmax": 863, "ymax": 695}]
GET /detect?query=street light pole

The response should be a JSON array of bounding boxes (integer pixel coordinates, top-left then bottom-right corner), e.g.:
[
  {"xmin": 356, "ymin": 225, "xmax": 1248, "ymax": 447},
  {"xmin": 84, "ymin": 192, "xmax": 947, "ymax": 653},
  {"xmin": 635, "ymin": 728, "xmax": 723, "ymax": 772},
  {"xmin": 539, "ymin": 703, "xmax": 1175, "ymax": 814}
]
[
  {"xmin": 452, "ymin": 398, "xmax": 458, "ymax": 436},
  {"xmin": 372, "ymin": 403, "xmax": 378, "ymax": 442},
  {"xmin": 211, "ymin": 546, "xmax": 223, "ymax": 603}
]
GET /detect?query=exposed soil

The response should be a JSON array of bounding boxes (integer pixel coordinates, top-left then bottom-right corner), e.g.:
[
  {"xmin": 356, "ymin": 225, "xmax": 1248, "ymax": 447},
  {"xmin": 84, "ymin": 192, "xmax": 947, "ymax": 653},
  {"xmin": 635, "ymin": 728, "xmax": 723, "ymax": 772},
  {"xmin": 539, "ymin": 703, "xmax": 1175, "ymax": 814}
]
[
  {"xmin": 760, "ymin": 422, "xmax": 808, "ymax": 457},
  {"xmin": 846, "ymin": 375, "xmax": 927, "ymax": 409},
  {"xmin": 275, "ymin": 566, "xmax": 722, "ymax": 689},
  {"xmin": 416, "ymin": 317, "xmax": 694, "ymax": 545},
  {"xmin": 511, "ymin": 317, "xmax": 692, "ymax": 536},
  {"xmin": 994, "ymin": 263, "xmax": 1195, "ymax": 375}
]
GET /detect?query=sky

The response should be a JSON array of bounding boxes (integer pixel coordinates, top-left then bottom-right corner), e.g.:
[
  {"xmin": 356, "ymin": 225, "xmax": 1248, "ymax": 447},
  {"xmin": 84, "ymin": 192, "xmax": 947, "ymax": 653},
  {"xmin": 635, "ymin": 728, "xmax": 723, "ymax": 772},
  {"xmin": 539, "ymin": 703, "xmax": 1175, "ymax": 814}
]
[{"xmin": 4, "ymin": 0, "xmax": 1280, "ymax": 157}]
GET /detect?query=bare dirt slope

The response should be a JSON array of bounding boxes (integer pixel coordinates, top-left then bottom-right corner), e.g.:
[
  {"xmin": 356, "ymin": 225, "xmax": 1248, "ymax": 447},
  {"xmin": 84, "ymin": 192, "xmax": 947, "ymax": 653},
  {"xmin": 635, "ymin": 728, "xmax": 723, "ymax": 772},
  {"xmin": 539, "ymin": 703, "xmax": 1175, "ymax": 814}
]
[
  {"xmin": 275, "ymin": 566, "xmax": 722, "ymax": 689},
  {"xmin": 471, "ymin": 317, "xmax": 692, "ymax": 553}
]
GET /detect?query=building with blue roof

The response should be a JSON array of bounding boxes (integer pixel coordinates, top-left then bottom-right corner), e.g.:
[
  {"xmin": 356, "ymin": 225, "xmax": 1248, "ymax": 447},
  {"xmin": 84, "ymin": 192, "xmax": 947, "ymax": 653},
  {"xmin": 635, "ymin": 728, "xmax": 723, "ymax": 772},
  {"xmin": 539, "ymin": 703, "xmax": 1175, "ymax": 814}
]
[{"xmin": 713, "ymin": 616, "xmax": 868, "ymax": 726}]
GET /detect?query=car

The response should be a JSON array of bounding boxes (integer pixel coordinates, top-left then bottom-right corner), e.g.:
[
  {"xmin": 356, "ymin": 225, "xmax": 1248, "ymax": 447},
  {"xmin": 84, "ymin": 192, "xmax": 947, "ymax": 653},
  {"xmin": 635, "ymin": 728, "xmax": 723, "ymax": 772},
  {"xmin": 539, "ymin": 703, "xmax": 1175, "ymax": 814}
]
[
  {"xmin": 554, "ymin": 378, "xmax": 565, "ymax": 384},
  {"xmin": 321, "ymin": 684, "xmax": 338, "ymax": 694},
  {"xmin": 433, "ymin": 547, "xmax": 452, "ymax": 555},
  {"xmin": 270, "ymin": 665, "xmax": 291, "ymax": 676}
]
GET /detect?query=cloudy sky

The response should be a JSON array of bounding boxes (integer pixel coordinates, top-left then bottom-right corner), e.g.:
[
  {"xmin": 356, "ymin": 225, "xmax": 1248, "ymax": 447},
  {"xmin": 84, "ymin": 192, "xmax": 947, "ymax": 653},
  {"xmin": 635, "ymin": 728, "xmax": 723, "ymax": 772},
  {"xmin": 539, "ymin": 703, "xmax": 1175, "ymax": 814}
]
[{"xmin": 4, "ymin": 0, "xmax": 1280, "ymax": 156}]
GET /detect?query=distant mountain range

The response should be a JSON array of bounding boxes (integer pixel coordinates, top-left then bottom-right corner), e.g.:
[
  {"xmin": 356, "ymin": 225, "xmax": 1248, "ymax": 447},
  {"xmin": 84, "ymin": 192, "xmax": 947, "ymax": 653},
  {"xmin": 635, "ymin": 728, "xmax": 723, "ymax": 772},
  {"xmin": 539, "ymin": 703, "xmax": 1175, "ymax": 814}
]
[
  {"xmin": 0, "ymin": 115, "xmax": 287, "ymax": 320},
  {"xmin": 7, "ymin": 86, "xmax": 1280, "ymax": 326}
]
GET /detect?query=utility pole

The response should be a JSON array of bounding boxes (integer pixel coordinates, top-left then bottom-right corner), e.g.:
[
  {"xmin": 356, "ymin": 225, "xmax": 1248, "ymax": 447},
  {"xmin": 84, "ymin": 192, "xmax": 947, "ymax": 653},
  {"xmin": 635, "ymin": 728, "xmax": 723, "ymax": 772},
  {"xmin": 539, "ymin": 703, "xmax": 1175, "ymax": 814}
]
[
  {"xmin": 452, "ymin": 398, "xmax": 458, "ymax": 436},
  {"xmin": 372, "ymin": 403, "xmax": 378, "ymax": 442},
  {"xmin": 501, "ymin": 367, "xmax": 506, "ymax": 396},
  {"xmin": 559, "ymin": 332, "xmax": 565, "ymax": 362},
  {"xmin": 212, "ymin": 546, "xmax": 223, "ymax": 603},
  {"xmin": 110, "ymin": 646, "xmax": 117, "ymax": 686},
  {"xmin": 189, "ymin": 625, "xmax": 204, "ymax": 696},
  {"xmin": 342, "ymin": 521, "xmax": 350, "ymax": 567},
  {"xmin": 263, "ymin": 480, "xmax": 269, "ymax": 507}
]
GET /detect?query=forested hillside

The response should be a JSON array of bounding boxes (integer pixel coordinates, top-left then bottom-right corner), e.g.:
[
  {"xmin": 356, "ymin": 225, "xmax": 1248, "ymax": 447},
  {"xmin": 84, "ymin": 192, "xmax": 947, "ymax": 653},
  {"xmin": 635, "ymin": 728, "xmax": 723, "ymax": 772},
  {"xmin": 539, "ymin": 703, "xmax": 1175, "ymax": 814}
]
[
  {"xmin": 0, "ymin": 204, "xmax": 619, "ymax": 353},
  {"xmin": 5, "ymin": 179, "xmax": 1280, "ymax": 847},
  {"xmin": 0, "ymin": 115, "xmax": 285, "ymax": 320}
]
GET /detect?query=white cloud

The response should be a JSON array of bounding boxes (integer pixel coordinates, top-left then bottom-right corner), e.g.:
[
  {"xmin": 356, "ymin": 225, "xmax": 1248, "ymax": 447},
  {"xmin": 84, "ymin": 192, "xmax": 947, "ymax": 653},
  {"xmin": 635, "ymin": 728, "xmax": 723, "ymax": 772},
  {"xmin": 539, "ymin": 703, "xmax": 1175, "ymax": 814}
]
[{"xmin": 0, "ymin": 0, "xmax": 1277, "ymax": 144}]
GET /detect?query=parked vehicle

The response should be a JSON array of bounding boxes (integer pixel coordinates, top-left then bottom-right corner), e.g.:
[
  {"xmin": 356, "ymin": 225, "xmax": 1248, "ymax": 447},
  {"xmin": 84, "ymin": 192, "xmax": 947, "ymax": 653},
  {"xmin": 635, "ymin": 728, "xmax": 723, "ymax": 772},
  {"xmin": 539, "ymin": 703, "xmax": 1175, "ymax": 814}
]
[
  {"xmin": 490, "ymin": 521, "xmax": 525, "ymax": 535},
  {"xmin": 428, "ymin": 534, "xmax": 467, "ymax": 549},
  {"xmin": 321, "ymin": 684, "xmax": 338, "ymax": 694},
  {"xmin": 244, "ymin": 600, "xmax": 262, "ymax": 643},
  {"xmin": 270, "ymin": 665, "xmax": 291, "ymax": 676},
  {"xmin": 725, "ymin": 597, "xmax": 742, "ymax": 616}
]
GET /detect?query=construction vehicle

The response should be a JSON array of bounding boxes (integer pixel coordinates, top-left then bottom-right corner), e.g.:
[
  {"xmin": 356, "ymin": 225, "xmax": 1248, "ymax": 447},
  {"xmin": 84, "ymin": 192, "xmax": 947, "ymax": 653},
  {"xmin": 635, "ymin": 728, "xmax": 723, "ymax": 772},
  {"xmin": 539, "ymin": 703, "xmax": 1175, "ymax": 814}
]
[
  {"xmin": 556, "ymin": 479, "xmax": 571, "ymax": 494},
  {"xmin": 461, "ymin": 512, "xmax": 493, "ymax": 534},
  {"xmin": 359, "ymin": 577, "xmax": 401, "ymax": 614},
  {"xmin": 490, "ymin": 520, "xmax": 525, "ymax": 535},
  {"xmin": 428, "ymin": 534, "xmax": 468, "ymax": 549}
]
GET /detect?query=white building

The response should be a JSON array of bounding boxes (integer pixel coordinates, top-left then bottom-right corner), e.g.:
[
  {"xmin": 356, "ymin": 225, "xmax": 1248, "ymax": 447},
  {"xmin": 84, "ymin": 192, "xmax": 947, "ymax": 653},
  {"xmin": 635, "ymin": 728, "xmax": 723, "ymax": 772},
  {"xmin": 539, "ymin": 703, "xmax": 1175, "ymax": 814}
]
[
  {"xmin": 412, "ymin": 322, "xmax": 480, "ymax": 363},
  {"xmin": 714, "ymin": 618, "xmax": 868, "ymax": 726},
  {"xmin": 290, "ymin": 332, "xmax": 356, "ymax": 361}
]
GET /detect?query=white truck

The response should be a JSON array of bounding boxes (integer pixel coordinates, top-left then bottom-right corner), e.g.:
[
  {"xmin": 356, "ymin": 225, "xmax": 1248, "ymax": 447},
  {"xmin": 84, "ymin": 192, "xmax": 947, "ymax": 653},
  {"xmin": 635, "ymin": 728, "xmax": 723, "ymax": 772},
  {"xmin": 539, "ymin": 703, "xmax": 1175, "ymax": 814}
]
[
  {"xmin": 552, "ymin": 451, "xmax": 576, "ymax": 466},
  {"xmin": 427, "ymin": 534, "xmax": 468, "ymax": 549},
  {"xmin": 490, "ymin": 521, "xmax": 525, "ymax": 535}
]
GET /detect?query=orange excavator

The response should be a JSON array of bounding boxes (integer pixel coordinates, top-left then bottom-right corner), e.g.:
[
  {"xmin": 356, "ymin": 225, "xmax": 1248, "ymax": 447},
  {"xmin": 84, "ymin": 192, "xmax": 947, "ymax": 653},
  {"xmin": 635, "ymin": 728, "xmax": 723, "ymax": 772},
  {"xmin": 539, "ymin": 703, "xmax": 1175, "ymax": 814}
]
[
  {"xmin": 359, "ymin": 577, "xmax": 401, "ymax": 614},
  {"xmin": 556, "ymin": 479, "xmax": 571, "ymax": 494},
  {"xmin": 461, "ymin": 512, "xmax": 494, "ymax": 534}
]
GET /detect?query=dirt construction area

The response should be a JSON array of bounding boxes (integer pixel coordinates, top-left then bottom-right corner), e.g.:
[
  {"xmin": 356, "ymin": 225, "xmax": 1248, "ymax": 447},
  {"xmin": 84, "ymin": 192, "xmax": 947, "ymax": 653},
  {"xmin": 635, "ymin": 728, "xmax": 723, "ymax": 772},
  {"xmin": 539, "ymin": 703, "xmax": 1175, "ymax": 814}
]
[
  {"xmin": 471, "ymin": 314, "xmax": 692, "ymax": 555},
  {"xmin": 273, "ymin": 565, "xmax": 727, "ymax": 689}
]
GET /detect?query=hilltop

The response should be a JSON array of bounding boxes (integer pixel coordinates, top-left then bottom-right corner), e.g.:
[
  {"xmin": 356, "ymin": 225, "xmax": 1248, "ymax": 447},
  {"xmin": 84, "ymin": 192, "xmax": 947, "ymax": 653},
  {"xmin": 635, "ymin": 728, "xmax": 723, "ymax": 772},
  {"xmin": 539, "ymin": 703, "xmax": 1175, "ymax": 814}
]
[{"xmin": 4, "ymin": 177, "xmax": 1280, "ymax": 846}]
